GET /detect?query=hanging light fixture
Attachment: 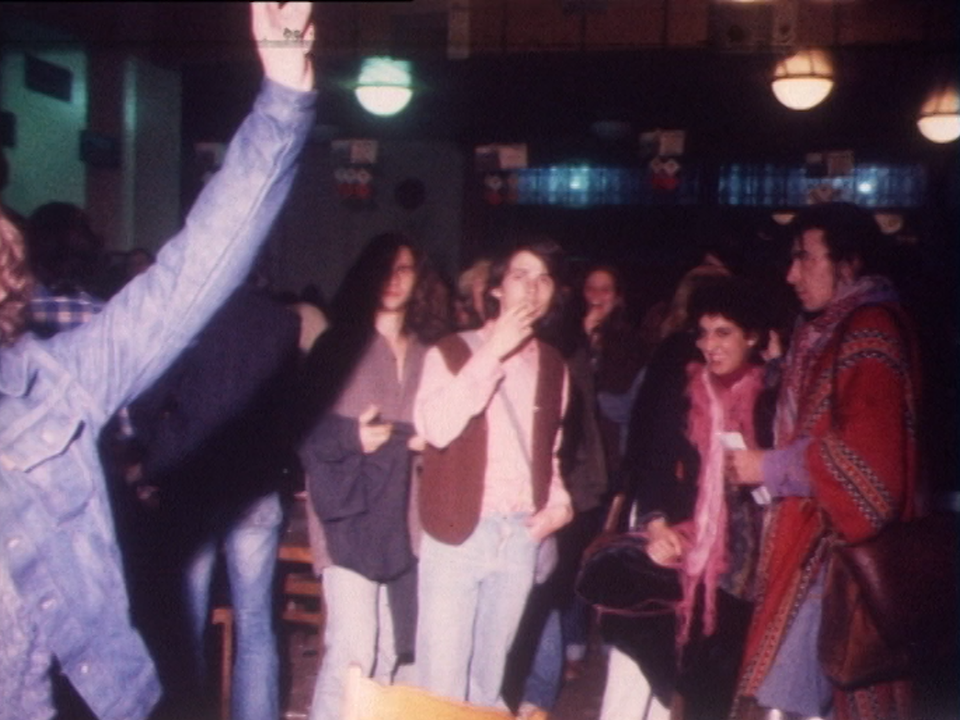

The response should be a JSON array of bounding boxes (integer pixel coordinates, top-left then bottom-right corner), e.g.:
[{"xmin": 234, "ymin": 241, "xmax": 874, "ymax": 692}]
[
  {"xmin": 354, "ymin": 57, "xmax": 413, "ymax": 117},
  {"xmin": 917, "ymin": 84, "xmax": 960, "ymax": 144},
  {"xmin": 771, "ymin": 49, "xmax": 834, "ymax": 111}
]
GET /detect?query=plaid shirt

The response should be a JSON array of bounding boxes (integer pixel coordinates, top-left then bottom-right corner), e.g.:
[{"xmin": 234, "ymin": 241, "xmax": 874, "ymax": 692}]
[{"xmin": 27, "ymin": 284, "xmax": 106, "ymax": 339}]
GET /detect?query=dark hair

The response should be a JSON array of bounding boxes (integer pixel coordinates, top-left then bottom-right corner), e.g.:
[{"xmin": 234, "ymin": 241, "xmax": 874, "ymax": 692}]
[
  {"xmin": 26, "ymin": 202, "xmax": 103, "ymax": 292},
  {"xmin": 328, "ymin": 232, "xmax": 446, "ymax": 343},
  {"xmin": 295, "ymin": 233, "xmax": 450, "ymax": 437},
  {"xmin": 688, "ymin": 277, "xmax": 769, "ymax": 356},
  {"xmin": 790, "ymin": 202, "xmax": 889, "ymax": 278},
  {"xmin": 568, "ymin": 263, "xmax": 630, "ymax": 351},
  {"xmin": 583, "ymin": 263, "xmax": 624, "ymax": 299},
  {"xmin": 482, "ymin": 235, "xmax": 566, "ymax": 334}
]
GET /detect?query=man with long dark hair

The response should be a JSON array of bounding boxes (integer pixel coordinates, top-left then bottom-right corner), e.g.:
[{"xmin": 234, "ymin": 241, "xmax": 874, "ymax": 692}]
[
  {"xmin": 729, "ymin": 203, "xmax": 920, "ymax": 720},
  {"xmin": 298, "ymin": 233, "xmax": 448, "ymax": 720}
]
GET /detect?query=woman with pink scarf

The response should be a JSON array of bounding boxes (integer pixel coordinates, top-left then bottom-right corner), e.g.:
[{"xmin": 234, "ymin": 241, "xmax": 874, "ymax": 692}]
[{"xmin": 611, "ymin": 276, "xmax": 776, "ymax": 720}]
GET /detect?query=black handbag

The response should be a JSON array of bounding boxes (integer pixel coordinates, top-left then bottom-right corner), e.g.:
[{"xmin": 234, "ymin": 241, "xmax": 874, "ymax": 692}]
[{"xmin": 575, "ymin": 529, "xmax": 682, "ymax": 617}]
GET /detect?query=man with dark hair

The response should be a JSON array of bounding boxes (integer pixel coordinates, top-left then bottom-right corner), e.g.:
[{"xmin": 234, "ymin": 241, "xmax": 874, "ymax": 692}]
[
  {"xmin": 0, "ymin": 5, "xmax": 316, "ymax": 718},
  {"xmin": 298, "ymin": 233, "xmax": 443, "ymax": 720},
  {"xmin": 413, "ymin": 239, "xmax": 573, "ymax": 708},
  {"xmin": 728, "ymin": 202, "xmax": 920, "ymax": 720}
]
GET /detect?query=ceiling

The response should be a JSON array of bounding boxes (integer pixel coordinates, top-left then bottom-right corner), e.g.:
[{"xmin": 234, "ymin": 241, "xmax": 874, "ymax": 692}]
[
  {"xmin": 3, "ymin": 2, "xmax": 958, "ymax": 159},
  {"xmin": 2, "ymin": 0, "xmax": 957, "ymax": 66}
]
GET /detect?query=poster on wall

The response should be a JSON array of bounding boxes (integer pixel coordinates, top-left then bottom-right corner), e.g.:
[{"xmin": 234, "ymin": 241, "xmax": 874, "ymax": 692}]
[
  {"xmin": 475, "ymin": 143, "xmax": 527, "ymax": 206},
  {"xmin": 332, "ymin": 139, "xmax": 379, "ymax": 207},
  {"xmin": 640, "ymin": 129, "xmax": 686, "ymax": 194}
]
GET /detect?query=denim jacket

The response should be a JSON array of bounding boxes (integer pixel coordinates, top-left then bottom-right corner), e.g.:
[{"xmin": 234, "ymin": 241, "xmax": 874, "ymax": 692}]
[{"xmin": 0, "ymin": 78, "xmax": 316, "ymax": 720}]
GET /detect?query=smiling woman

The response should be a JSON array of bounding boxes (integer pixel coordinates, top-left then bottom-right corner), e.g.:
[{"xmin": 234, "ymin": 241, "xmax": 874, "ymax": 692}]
[{"xmin": 601, "ymin": 275, "xmax": 774, "ymax": 720}]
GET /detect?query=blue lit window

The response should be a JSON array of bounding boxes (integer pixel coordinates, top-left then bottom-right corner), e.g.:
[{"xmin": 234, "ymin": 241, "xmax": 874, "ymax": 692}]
[
  {"xmin": 717, "ymin": 163, "xmax": 926, "ymax": 208},
  {"xmin": 513, "ymin": 164, "xmax": 700, "ymax": 207},
  {"xmin": 515, "ymin": 165, "xmax": 639, "ymax": 207}
]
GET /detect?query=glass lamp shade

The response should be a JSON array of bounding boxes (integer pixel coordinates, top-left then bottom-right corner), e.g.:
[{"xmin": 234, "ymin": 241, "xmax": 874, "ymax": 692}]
[
  {"xmin": 917, "ymin": 86, "xmax": 960, "ymax": 143},
  {"xmin": 355, "ymin": 86, "xmax": 413, "ymax": 117},
  {"xmin": 772, "ymin": 49, "xmax": 834, "ymax": 111},
  {"xmin": 354, "ymin": 57, "xmax": 413, "ymax": 117}
]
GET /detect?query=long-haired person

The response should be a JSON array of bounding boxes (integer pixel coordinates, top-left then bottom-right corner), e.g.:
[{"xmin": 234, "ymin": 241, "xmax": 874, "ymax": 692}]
[
  {"xmin": 728, "ymin": 203, "xmax": 920, "ymax": 720},
  {"xmin": 0, "ymin": 4, "xmax": 316, "ymax": 717},
  {"xmin": 412, "ymin": 237, "xmax": 574, "ymax": 708},
  {"xmin": 297, "ymin": 233, "xmax": 448, "ymax": 720}
]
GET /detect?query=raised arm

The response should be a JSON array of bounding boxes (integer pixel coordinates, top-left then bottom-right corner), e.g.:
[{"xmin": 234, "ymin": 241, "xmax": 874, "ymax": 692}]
[
  {"xmin": 49, "ymin": 3, "xmax": 317, "ymax": 417},
  {"xmin": 252, "ymin": 0, "xmax": 315, "ymax": 91}
]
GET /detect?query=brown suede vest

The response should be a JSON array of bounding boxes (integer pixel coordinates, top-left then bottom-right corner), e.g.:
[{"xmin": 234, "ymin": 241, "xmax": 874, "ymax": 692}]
[{"xmin": 420, "ymin": 333, "xmax": 565, "ymax": 545}]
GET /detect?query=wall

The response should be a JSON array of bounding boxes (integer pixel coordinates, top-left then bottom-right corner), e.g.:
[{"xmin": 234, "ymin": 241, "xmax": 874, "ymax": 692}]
[
  {"xmin": 0, "ymin": 47, "xmax": 87, "ymax": 217},
  {"xmin": 269, "ymin": 137, "xmax": 465, "ymax": 302},
  {"xmin": 1, "ymin": 39, "xmax": 181, "ymax": 255},
  {"xmin": 128, "ymin": 57, "xmax": 181, "ymax": 253}
]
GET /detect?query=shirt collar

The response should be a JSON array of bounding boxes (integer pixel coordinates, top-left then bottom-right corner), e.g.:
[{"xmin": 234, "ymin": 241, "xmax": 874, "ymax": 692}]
[{"xmin": 0, "ymin": 340, "xmax": 34, "ymax": 398}]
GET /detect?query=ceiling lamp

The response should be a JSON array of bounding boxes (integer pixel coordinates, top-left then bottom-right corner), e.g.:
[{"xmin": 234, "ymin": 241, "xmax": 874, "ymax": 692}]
[
  {"xmin": 917, "ymin": 85, "xmax": 960, "ymax": 144},
  {"xmin": 354, "ymin": 57, "xmax": 413, "ymax": 117},
  {"xmin": 772, "ymin": 49, "xmax": 834, "ymax": 111}
]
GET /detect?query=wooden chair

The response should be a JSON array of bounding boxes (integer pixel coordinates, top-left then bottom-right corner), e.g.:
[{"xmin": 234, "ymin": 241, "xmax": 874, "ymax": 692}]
[
  {"xmin": 342, "ymin": 665, "xmax": 516, "ymax": 720},
  {"xmin": 211, "ymin": 606, "xmax": 234, "ymax": 720},
  {"xmin": 213, "ymin": 565, "xmax": 324, "ymax": 720}
]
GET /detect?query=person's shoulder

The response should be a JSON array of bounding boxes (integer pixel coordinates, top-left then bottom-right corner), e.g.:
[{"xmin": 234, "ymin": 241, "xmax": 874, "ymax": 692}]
[
  {"xmin": 537, "ymin": 338, "xmax": 565, "ymax": 362},
  {"xmin": 839, "ymin": 303, "xmax": 913, "ymax": 366},
  {"xmin": 845, "ymin": 302, "xmax": 909, "ymax": 338},
  {"xmin": 428, "ymin": 331, "xmax": 473, "ymax": 370}
]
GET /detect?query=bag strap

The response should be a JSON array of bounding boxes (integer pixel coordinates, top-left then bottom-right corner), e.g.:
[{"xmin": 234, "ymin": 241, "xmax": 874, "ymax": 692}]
[
  {"xmin": 461, "ymin": 330, "xmax": 535, "ymax": 470},
  {"xmin": 577, "ymin": 529, "xmax": 682, "ymax": 618}
]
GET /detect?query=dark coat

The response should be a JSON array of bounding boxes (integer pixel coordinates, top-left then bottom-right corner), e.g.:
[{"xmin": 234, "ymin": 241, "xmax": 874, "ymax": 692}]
[{"xmin": 127, "ymin": 285, "xmax": 302, "ymax": 545}]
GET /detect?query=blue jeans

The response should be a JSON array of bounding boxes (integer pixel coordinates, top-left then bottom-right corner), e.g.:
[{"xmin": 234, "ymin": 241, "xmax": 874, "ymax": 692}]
[
  {"xmin": 184, "ymin": 492, "xmax": 283, "ymax": 720},
  {"xmin": 522, "ymin": 607, "xmax": 564, "ymax": 710},
  {"xmin": 416, "ymin": 514, "xmax": 538, "ymax": 707},
  {"xmin": 308, "ymin": 565, "xmax": 400, "ymax": 720}
]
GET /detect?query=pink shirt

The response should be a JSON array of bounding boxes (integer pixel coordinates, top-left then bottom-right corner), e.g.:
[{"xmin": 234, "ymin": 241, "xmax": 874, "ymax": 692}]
[{"xmin": 414, "ymin": 324, "xmax": 571, "ymax": 517}]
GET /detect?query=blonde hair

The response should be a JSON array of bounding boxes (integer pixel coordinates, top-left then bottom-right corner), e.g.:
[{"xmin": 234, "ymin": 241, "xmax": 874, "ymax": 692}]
[
  {"xmin": 456, "ymin": 258, "xmax": 491, "ymax": 300},
  {"xmin": 658, "ymin": 263, "xmax": 730, "ymax": 340},
  {"xmin": 0, "ymin": 210, "xmax": 35, "ymax": 345}
]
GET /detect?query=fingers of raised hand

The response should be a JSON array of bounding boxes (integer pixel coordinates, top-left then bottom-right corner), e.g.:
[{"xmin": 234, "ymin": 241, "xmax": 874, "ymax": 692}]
[{"xmin": 252, "ymin": 2, "xmax": 313, "ymax": 41}]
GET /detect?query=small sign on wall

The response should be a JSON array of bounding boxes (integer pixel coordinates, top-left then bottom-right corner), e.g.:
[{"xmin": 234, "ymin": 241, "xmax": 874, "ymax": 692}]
[
  {"xmin": 332, "ymin": 139, "xmax": 378, "ymax": 206},
  {"xmin": 25, "ymin": 55, "xmax": 73, "ymax": 102},
  {"xmin": 474, "ymin": 143, "xmax": 528, "ymax": 172},
  {"xmin": 0, "ymin": 111, "xmax": 15, "ymax": 148}
]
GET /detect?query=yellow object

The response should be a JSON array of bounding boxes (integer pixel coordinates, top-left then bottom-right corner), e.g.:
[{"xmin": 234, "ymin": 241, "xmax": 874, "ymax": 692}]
[{"xmin": 342, "ymin": 665, "xmax": 515, "ymax": 720}]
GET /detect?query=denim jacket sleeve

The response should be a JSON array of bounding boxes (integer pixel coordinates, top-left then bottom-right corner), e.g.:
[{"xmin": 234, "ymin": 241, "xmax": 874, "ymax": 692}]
[
  {"xmin": 46, "ymin": 78, "xmax": 317, "ymax": 422},
  {"xmin": 0, "ymin": 78, "xmax": 315, "ymax": 720}
]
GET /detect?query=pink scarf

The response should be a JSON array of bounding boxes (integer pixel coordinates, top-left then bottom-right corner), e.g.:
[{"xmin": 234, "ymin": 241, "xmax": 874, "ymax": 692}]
[{"xmin": 677, "ymin": 362, "xmax": 764, "ymax": 650}]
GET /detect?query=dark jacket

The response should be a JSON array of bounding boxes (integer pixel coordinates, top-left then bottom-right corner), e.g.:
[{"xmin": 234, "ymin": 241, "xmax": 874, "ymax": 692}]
[{"xmin": 127, "ymin": 285, "xmax": 301, "ymax": 545}]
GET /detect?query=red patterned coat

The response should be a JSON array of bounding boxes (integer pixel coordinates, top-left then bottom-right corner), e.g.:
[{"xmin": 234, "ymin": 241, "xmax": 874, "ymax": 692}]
[{"xmin": 733, "ymin": 301, "xmax": 920, "ymax": 720}]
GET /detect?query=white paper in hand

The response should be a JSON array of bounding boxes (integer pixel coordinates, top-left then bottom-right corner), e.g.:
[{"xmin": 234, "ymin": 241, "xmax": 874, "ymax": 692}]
[
  {"xmin": 718, "ymin": 431, "xmax": 771, "ymax": 506},
  {"xmin": 718, "ymin": 431, "xmax": 746, "ymax": 450}
]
